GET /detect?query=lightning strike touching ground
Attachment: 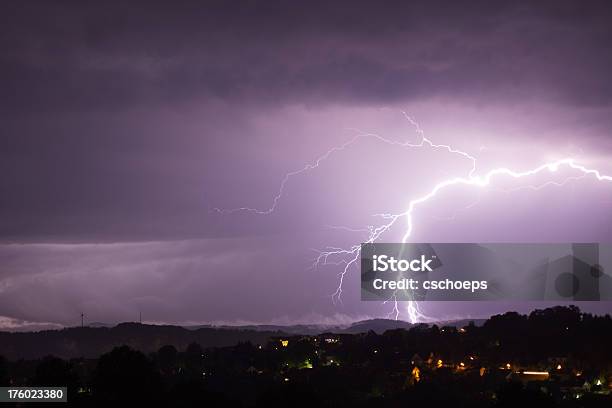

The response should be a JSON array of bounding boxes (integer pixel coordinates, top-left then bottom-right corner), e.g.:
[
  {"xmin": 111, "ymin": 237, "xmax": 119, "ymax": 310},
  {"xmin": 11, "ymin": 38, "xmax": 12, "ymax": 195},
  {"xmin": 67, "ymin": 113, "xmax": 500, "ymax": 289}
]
[{"xmin": 217, "ymin": 115, "xmax": 612, "ymax": 323}]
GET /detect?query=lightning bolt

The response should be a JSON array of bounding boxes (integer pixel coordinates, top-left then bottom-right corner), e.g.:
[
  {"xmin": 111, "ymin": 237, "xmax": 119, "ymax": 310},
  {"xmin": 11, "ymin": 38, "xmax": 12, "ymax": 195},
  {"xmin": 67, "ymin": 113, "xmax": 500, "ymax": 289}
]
[{"xmin": 216, "ymin": 113, "xmax": 612, "ymax": 323}]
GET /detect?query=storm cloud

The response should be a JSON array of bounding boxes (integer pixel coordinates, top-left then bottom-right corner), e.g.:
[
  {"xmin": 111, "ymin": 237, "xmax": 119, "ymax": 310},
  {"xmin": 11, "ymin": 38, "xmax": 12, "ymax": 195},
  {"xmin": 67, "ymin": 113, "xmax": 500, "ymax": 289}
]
[{"xmin": 3, "ymin": 1, "xmax": 612, "ymax": 113}]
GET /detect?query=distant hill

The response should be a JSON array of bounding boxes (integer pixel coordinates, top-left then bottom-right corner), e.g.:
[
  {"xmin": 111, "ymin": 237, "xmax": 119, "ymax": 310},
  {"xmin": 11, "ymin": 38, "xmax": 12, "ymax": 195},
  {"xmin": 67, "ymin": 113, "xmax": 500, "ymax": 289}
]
[
  {"xmin": 0, "ymin": 323, "xmax": 286, "ymax": 360},
  {"xmin": 187, "ymin": 317, "xmax": 485, "ymax": 335},
  {"xmin": 0, "ymin": 318, "xmax": 487, "ymax": 360},
  {"xmin": 87, "ymin": 322, "xmax": 115, "ymax": 328},
  {"xmin": 186, "ymin": 323, "xmax": 344, "ymax": 335},
  {"xmin": 339, "ymin": 318, "xmax": 413, "ymax": 333},
  {"xmin": 184, "ymin": 320, "xmax": 410, "ymax": 335},
  {"xmin": 334, "ymin": 318, "xmax": 484, "ymax": 334}
]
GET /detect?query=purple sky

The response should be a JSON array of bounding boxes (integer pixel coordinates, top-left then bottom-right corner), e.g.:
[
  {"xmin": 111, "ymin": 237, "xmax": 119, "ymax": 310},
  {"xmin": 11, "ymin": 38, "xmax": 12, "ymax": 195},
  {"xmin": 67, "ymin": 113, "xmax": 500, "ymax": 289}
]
[{"xmin": 2, "ymin": 1, "xmax": 612, "ymax": 329}]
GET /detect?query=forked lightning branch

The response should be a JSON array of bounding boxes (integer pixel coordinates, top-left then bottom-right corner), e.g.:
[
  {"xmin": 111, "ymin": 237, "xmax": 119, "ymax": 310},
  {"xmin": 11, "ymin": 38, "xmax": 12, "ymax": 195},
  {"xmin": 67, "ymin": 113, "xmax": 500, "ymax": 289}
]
[{"xmin": 217, "ymin": 114, "xmax": 612, "ymax": 322}]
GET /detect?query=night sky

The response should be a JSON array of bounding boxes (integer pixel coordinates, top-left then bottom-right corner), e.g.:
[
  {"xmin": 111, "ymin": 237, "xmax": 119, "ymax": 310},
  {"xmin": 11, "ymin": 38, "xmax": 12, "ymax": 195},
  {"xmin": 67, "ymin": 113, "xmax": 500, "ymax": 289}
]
[{"xmin": 2, "ymin": 1, "xmax": 612, "ymax": 330}]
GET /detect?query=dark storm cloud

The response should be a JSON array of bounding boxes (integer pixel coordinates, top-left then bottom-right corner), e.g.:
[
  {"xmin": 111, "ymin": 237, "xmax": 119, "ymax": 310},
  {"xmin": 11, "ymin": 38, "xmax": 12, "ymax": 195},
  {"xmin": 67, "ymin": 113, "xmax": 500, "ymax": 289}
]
[
  {"xmin": 2, "ymin": 0, "xmax": 612, "ymax": 114},
  {"xmin": 1, "ymin": 0, "xmax": 612, "ymax": 242}
]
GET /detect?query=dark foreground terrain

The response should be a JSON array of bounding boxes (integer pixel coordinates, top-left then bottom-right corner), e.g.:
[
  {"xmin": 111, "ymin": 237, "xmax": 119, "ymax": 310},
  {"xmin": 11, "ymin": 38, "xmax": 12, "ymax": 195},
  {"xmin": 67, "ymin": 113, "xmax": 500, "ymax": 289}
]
[{"xmin": 1, "ymin": 306, "xmax": 611, "ymax": 407}]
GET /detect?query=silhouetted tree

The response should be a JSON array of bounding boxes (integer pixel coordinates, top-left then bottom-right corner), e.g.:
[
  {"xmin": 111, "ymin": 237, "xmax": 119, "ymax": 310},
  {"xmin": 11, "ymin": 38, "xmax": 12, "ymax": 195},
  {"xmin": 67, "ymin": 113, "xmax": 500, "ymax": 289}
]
[
  {"xmin": 92, "ymin": 346, "xmax": 162, "ymax": 405},
  {"xmin": 157, "ymin": 345, "xmax": 178, "ymax": 375},
  {"xmin": 31, "ymin": 356, "xmax": 80, "ymax": 403}
]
